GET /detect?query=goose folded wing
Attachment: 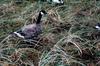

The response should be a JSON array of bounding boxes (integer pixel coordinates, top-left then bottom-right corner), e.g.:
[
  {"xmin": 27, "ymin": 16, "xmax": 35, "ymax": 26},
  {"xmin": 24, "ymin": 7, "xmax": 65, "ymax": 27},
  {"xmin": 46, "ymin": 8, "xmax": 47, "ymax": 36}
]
[{"xmin": 21, "ymin": 24, "xmax": 42, "ymax": 39}]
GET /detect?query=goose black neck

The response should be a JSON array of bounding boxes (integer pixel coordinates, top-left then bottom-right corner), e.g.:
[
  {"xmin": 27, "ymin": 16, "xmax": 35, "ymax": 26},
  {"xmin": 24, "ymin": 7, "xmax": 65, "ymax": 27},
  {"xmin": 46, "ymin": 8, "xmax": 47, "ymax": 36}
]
[{"xmin": 36, "ymin": 13, "xmax": 42, "ymax": 24}]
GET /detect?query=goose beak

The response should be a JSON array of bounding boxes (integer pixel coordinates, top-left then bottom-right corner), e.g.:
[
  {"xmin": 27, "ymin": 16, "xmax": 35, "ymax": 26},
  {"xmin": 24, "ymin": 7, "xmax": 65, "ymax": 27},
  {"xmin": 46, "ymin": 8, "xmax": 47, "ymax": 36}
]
[
  {"xmin": 45, "ymin": 13, "xmax": 48, "ymax": 16},
  {"xmin": 44, "ymin": 12, "xmax": 47, "ymax": 16},
  {"xmin": 43, "ymin": 12, "xmax": 48, "ymax": 17},
  {"xmin": 44, "ymin": 10, "xmax": 47, "ymax": 15}
]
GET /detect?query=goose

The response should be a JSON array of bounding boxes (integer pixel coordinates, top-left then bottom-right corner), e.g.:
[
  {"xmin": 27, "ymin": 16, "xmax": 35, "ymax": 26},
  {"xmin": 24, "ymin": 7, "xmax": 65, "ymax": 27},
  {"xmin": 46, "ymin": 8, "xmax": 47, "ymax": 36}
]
[{"xmin": 13, "ymin": 10, "xmax": 47, "ymax": 39}]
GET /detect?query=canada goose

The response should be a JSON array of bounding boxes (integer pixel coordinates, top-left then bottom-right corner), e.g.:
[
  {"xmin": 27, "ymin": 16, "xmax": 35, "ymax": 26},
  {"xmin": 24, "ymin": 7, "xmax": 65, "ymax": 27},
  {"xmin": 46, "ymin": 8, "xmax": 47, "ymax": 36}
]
[
  {"xmin": 13, "ymin": 10, "xmax": 47, "ymax": 39},
  {"xmin": 95, "ymin": 23, "xmax": 100, "ymax": 30}
]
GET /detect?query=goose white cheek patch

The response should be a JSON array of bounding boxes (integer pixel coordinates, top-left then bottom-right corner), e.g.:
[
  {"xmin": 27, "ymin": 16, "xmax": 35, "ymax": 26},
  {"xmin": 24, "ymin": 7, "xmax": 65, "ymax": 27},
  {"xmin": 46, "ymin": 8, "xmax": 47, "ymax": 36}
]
[
  {"xmin": 53, "ymin": 0, "xmax": 63, "ymax": 3},
  {"xmin": 95, "ymin": 26, "xmax": 100, "ymax": 30},
  {"xmin": 96, "ymin": 26, "xmax": 99, "ymax": 28},
  {"xmin": 41, "ymin": 12, "xmax": 44, "ymax": 15},
  {"xmin": 60, "ymin": 0, "xmax": 64, "ymax": 3},
  {"xmin": 14, "ymin": 32, "xmax": 24, "ymax": 39}
]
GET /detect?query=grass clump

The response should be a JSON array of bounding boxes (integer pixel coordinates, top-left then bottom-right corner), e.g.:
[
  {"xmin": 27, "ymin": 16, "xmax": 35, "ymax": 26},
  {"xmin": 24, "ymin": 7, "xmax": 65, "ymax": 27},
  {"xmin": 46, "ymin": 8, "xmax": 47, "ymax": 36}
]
[{"xmin": 0, "ymin": 0, "xmax": 100, "ymax": 66}]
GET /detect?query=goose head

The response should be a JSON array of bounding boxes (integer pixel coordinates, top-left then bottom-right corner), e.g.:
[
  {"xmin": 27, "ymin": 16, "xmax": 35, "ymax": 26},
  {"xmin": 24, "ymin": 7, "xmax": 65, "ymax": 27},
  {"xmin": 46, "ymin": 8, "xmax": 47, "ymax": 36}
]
[
  {"xmin": 40, "ymin": 10, "xmax": 47, "ymax": 16},
  {"xmin": 36, "ymin": 10, "xmax": 47, "ymax": 24}
]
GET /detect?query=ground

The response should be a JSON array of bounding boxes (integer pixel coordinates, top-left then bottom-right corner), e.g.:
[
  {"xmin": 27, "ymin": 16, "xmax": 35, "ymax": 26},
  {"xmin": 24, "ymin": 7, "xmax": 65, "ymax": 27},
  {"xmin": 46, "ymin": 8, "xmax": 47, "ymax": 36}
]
[{"xmin": 0, "ymin": 0, "xmax": 100, "ymax": 66}]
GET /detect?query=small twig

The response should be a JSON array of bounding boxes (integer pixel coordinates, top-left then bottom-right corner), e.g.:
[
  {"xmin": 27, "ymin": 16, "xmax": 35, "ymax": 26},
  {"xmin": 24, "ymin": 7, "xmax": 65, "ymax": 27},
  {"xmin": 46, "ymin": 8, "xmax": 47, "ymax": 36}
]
[{"xmin": 0, "ymin": 35, "xmax": 12, "ymax": 48}]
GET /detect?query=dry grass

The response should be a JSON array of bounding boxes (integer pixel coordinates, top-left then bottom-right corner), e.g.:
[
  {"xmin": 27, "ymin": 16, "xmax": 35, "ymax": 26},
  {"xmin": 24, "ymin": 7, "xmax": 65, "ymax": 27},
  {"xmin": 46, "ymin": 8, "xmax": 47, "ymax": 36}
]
[{"xmin": 0, "ymin": 0, "xmax": 100, "ymax": 66}]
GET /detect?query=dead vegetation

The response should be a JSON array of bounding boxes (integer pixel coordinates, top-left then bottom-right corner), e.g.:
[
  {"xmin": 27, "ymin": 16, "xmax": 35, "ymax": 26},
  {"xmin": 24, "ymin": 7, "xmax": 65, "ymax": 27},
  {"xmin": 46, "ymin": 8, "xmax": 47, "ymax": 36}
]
[{"xmin": 0, "ymin": 0, "xmax": 100, "ymax": 66}]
